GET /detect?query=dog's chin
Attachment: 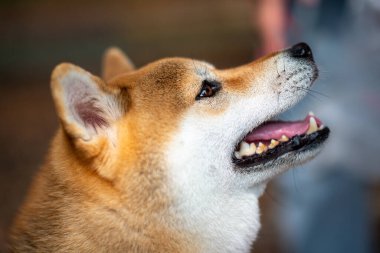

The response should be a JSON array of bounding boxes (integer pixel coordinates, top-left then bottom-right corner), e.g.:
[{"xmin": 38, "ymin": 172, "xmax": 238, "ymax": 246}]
[{"xmin": 232, "ymin": 113, "xmax": 330, "ymax": 174}]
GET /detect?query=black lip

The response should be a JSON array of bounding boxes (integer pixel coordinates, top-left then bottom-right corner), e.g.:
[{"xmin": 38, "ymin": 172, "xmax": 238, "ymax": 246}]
[{"xmin": 233, "ymin": 127, "xmax": 330, "ymax": 168}]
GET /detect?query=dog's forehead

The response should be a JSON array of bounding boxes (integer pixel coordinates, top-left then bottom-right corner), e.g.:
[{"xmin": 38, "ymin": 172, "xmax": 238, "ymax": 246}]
[{"xmin": 144, "ymin": 58, "xmax": 216, "ymax": 84}]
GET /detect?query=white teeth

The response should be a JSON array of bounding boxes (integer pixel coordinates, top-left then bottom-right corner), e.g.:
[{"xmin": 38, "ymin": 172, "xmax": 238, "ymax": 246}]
[
  {"xmin": 279, "ymin": 135, "xmax": 289, "ymax": 142},
  {"xmin": 256, "ymin": 142, "xmax": 268, "ymax": 154},
  {"xmin": 239, "ymin": 141, "xmax": 250, "ymax": 155},
  {"xmin": 248, "ymin": 143, "xmax": 257, "ymax": 155},
  {"xmin": 234, "ymin": 151, "xmax": 242, "ymax": 159},
  {"xmin": 235, "ymin": 142, "xmax": 257, "ymax": 158},
  {"xmin": 238, "ymin": 141, "xmax": 257, "ymax": 157},
  {"xmin": 308, "ymin": 111, "xmax": 315, "ymax": 116},
  {"xmin": 240, "ymin": 141, "xmax": 250, "ymax": 150},
  {"xmin": 306, "ymin": 116, "xmax": 318, "ymax": 134},
  {"xmin": 318, "ymin": 124, "xmax": 325, "ymax": 130},
  {"xmin": 269, "ymin": 139, "xmax": 280, "ymax": 149}
]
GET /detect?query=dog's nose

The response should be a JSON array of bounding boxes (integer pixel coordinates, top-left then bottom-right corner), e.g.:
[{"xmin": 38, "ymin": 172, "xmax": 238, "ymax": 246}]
[{"xmin": 289, "ymin": 42, "xmax": 313, "ymax": 60}]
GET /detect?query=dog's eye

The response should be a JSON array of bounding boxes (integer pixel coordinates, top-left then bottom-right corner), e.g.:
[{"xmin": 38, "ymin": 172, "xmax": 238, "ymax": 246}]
[{"xmin": 196, "ymin": 80, "xmax": 221, "ymax": 100}]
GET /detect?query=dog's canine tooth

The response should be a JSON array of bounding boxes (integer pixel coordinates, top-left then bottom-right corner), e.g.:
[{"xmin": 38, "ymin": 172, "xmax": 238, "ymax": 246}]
[
  {"xmin": 256, "ymin": 142, "xmax": 268, "ymax": 154},
  {"xmin": 279, "ymin": 135, "xmax": 289, "ymax": 142},
  {"xmin": 234, "ymin": 151, "xmax": 242, "ymax": 159},
  {"xmin": 318, "ymin": 124, "xmax": 325, "ymax": 130},
  {"xmin": 268, "ymin": 139, "xmax": 279, "ymax": 149},
  {"xmin": 306, "ymin": 116, "xmax": 318, "ymax": 134}
]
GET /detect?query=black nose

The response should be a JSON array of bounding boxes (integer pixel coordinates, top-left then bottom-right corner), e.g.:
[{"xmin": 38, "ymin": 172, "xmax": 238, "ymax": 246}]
[{"xmin": 289, "ymin": 42, "xmax": 313, "ymax": 60}]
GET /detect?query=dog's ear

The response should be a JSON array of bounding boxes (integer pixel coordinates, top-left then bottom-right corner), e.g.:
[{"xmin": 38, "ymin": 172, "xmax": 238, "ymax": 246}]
[
  {"xmin": 51, "ymin": 63, "xmax": 124, "ymax": 147},
  {"xmin": 102, "ymin": 47, "xmax": 135, "ymax": 82}
]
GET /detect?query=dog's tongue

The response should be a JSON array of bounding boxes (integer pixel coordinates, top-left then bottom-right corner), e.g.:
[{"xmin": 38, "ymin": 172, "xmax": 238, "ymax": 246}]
[{"xmin": 245, "ymin": 115, "xmax": 322, "ymax": 142}]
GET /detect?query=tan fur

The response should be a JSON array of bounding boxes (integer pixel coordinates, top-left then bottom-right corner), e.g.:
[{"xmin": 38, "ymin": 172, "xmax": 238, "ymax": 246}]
[{"xmin": 10, "ymin": 49, "xmax": 284, "ymax": 252}]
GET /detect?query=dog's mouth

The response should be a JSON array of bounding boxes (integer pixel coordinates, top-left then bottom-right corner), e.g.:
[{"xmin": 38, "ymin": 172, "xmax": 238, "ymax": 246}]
[{"xmin": 233, "ymin": 112, "xmax": 330, "ymax": 168}]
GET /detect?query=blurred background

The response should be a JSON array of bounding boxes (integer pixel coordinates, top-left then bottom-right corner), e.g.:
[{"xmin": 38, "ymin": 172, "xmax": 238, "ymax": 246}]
[{"xmin": 0, "ymin": 0, "xmax": 379, "ymax": 252}]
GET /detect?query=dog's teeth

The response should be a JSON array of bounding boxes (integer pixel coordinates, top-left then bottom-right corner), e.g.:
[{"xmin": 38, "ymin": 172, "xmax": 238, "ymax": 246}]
[
  {"xmin": 306, "ymin": 116, "xmax": 318, "ymax": 134},
  {"xmin": 244, "ymin": 143, "xmax": 257, "ymax": 156},
  {"xmin": 256, "ymin": 142, "xmax": 268, "ymax": 154},
  {"xmin": 269, "ymin": 139, "xmax": 279, "ymax": 149},
  {"xmin": 279, "ymin": 135, "xmax": 289, "ymax": 142},
  {"xmin": 239, "ymin": 141, "xmax": 250, "ymax": 152},
  {"xmin": 239, "ymin": 141, "xmax": 250, "ymax": 157},
  {"xmin": 308, "ymin": 111, "xmax": 315, "ymax": 116},
  {"xmin": 234, "ymin": 151, "xmax": 242, "ymax": 159},
  {"xmin": 239, "ymin": 141, "xmax": 257, "ymax": 157},
  {"xmin": 318, "ymin": 124, "xmax": 325, "ymax": 130},
  {"xmin": 249, "ymin": 143, "xmax": 257, "ymax": 154}
]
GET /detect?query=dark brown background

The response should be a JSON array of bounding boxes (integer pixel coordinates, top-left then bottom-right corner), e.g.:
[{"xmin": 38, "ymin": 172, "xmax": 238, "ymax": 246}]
[{"xmin": 1, "ymin": 1, "xmax": 379, "ymax": 253}]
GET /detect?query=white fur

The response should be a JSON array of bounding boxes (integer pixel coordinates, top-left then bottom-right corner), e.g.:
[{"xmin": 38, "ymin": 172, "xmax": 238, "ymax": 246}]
[{"xmin": 165, "ymin": 52, "xmax": 320, "ymax": 252}]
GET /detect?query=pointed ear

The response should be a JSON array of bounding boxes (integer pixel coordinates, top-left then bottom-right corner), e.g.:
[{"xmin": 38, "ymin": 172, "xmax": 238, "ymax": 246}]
[
  {"xmin": 102, "ymin": 47, "xmax": 135, "ymax": 82},
  {"xmin": 51, "ymin": 63, "xmax": 124, "ymax": 143}
]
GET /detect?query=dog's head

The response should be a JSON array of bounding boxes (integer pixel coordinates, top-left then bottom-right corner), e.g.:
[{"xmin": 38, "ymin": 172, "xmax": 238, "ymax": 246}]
[{"xmin": 51, "ymin": 43, "xmax": 329, "ymax": 251}]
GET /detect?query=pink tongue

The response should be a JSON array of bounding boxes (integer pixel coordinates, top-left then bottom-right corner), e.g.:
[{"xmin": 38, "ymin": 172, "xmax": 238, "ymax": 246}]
[{"xmin": 245, "ymin": 115, "xmax": 321, "ymax": 142}]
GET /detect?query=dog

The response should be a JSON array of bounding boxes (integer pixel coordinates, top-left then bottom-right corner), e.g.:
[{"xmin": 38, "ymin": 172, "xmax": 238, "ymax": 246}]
[{"xmin": 10, "ymin": 43, "xmax": 329, "ymax": 252}]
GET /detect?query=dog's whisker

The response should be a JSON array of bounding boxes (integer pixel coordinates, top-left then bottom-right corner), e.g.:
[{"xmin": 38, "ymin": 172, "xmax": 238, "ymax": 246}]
[
  {"xmin": 297, "ymin": 87, "xmax": 326, "ymax": 101},
  {"xmin": 309, "ymin": 90, "xmax": 329, "ymax": 99},
  {"xmin": 292, "ymin": 168, "xmax": 300, "ymax": 194},
  {"xmin": 304, "ymin": 88, "xmax": 330, "ymax": 98}
]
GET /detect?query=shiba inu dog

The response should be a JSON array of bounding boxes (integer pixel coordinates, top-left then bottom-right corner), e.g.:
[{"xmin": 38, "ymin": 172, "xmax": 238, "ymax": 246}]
[{"xmin": 10, "ymin": 43, "xmax": 329, "ymax": 252}]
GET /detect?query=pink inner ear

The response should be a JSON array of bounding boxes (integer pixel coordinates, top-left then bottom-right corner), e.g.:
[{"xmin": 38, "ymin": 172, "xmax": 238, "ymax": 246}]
[
  {"xmin": 75, "ymin": 98, "xmax": 109, "ymax": 130},
  {"xmin": 64, "ymin": 75, "xmax": 111, "ymax": 132}
]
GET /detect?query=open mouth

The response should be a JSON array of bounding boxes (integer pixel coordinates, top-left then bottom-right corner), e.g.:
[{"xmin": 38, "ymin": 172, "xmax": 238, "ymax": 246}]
[{"xmin": 233, "ymin": 112, "xmax": 330, "ymax": 168}]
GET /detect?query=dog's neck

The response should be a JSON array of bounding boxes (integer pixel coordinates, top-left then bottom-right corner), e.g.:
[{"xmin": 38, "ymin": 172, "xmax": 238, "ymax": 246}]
[{"xmin": 169, "ymin": 182, "xmax": 266, "ymax": 253}]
